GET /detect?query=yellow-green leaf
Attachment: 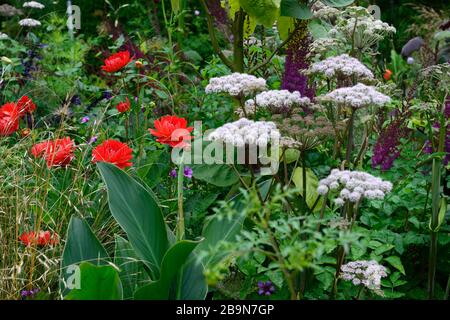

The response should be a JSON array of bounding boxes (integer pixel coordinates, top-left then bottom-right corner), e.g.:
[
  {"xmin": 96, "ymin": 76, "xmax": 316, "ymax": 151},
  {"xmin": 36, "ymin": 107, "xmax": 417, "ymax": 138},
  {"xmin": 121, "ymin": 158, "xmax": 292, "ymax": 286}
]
[{"xmin": 292, "ymin": 167, "xmax": 323, "ymax": 211}]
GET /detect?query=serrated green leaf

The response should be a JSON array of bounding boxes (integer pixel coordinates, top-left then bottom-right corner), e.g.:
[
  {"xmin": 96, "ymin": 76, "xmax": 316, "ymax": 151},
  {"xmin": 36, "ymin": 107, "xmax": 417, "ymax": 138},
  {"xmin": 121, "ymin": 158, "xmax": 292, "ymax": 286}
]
[{"xmin": 385, "ymin": 256, "xmax": 405, "ymax": 275}]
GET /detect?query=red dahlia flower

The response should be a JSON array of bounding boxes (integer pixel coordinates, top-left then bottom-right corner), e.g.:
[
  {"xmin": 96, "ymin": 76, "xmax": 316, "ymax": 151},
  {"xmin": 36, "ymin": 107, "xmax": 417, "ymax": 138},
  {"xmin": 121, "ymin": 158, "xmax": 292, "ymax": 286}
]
[
  {"xmin": 101, "ymin": 51, "xmax": 132, "ymax": 73},
  {"xmin": 0, "ymin": 102, "xmax": 20, "ymax": 136},
  {"xmin": 17, "ymin": 96, "xmax": 36, "ymax": 115},
  {"xmin": 92, "ymin": 139, "xmax": 133, "ymax": 169},
  {"xmin": 31, "ymin": 137, "xmax": 75, "ymax": 167},
  {"xmin": 116, "ymin": 97, "xmax": 131, "ymax": 113},
  {"xmin": 149, "ymin": 115, "xmax": 193, "ymax": 148}
]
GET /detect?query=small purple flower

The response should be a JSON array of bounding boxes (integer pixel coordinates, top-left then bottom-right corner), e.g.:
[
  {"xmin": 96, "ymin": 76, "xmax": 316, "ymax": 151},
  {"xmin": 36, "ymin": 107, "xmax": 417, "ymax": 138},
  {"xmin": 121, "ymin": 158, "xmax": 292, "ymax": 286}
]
[
  {"xmin": 424, "ymin": 140, "xmax": 433, "ymax": 154},
  {"xmin": 81, "ymin": 116, "xmax": 90, "ymax": 124},
  {"xmin": 89, "ymin": 136, "xmax": 98, "ymax": 144},
  {"xmin": 183, "ymin": 166, "xmax": 193, "ymax": 179},
  {"xmin": 257, "ymin": 281, "xmax": 275, "ymax": 296},
  {"xmin": 20, "ymin": 290, "xmax": 29, "ymax": 298},
  {"xmin": 102, "ymin": 91, "xmax": 113, "ymax": 100},
  {"xmin": 169, "ymin": 169, "xmax": 177, "ymax": 178}
]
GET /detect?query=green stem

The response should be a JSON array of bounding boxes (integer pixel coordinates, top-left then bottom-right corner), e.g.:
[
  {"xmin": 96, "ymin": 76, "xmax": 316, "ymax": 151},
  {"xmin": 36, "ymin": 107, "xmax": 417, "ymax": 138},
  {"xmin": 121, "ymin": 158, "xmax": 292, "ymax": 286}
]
[
  {"xmin": 345, "ymin": 109, "xmax": 356, "ymax": 167},
  {"xmin": 177, "ymin": 159, "xmax": 185, "ymax": 241},
  {"xmin": 427, "ymin": 115, "xmax": 446, "ymax": 299},
  {"xmin": 233, "ymin": 9, "xmax": 245, "ymax": 73}
]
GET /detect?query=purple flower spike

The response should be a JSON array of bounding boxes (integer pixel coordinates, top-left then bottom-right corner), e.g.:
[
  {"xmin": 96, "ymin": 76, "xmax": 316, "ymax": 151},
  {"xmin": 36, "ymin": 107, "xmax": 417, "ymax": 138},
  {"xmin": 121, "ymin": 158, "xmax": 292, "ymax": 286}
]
[
  {"xmin": 183, "ymin": 166, "xmax": 193, "ymax": 179},
  {"xmin": 169, "ymin": 169, "xmax": 177, "ymax": 178},
  {"xmin": 257, "ymin": 281, "xmax": 275, "ymax": 296}
]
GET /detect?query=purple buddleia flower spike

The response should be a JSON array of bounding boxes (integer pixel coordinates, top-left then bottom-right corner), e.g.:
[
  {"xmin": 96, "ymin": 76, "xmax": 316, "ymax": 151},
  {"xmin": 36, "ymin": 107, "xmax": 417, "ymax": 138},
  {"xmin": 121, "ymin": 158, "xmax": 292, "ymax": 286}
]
[{"xmin": 281, "ymin": 20, "xmax": 315, "ymax": 101}]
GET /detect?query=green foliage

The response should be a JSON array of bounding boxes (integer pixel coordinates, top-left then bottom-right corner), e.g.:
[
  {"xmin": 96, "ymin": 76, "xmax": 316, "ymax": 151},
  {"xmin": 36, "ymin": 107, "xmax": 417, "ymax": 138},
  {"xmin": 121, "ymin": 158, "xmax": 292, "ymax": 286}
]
[{"xmin": 65, "ymin": 262, "xmax": 123, "ymax": 300}]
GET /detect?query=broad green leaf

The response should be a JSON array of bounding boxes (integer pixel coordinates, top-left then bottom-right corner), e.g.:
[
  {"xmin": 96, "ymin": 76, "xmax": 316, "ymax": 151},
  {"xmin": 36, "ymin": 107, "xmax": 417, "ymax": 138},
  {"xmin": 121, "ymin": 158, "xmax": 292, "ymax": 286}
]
[
  {"xmin": 114, "ymin": 235, "xmax": 150, "ymax": 300},
  {"xmin": 320, "ymin": 0, "xmax": 354, "ymax": 7},
  {"xmin": 374, "ymin": 243, "xmax": 395, "ymax": 255},
  {"xmin": 97, "ymin": 162, "xmax": 169, "ymax": 279},
  {"xmin": 277, "ymin": 16, "xmax": 296, "ymax": 41},
  {"xmin": 60, "ymin": 216, "xmax": 109, "ymax": 296},
  {"xmin": 176, "ymin": 254, "xmax": 208, "ymax": 300},
  {"xmin": 65, "ymin": 262, "xmax": 123, "ymax": 300},
  {"xmin": 239, "ymin": 0, "xmax": 281, "ymax": 27},
  {"xmin": 308, "ymin": 19, "xmax": 330, "ymax": 39},
  {"xmin": 191, "ymin": 163, "xmax": 239, "ymax": 187},
  {"xmin": 134, "ymin": 240, "xmax": 199, "ymax": 300},
  {"xmin": 196, "ymin": 205, "xmax": 246, "ymax": 267},
  {"xmin": 292, "ymin": 167, "xmax": 323, "ymax": 211},
  {"xmin": 280, "ymin": 0, "xmax": 312, "ymax": 19},
  {"xmin": 385, "ymin": 256, "xmax": 406, "ymax": 275}
]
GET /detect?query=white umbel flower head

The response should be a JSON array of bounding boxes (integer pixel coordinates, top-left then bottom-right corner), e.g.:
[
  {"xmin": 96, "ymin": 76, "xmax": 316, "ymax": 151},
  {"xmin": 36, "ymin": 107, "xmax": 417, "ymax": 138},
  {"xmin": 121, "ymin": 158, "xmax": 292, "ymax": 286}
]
[
  {"xmin": 318, "ymin": 169, "xmax": 392, "ymax": 204},
  {"xmin": 19, "ymin": 18, "xmax": 41, "ymax": 27},
  {"xmin": 0, "ymin": 32, "xmax": 9, "ymax": 40},
  {"xmin": 308, "ymin": 54, "xmax": 374, "ymax": 80},
  {"xmin": 318, "ymin": 83, "xmax": 391, "ymax": 109},
  {"xmin": 205, "ymin": 73, "xmax": 267, "ymax": 97},
  {"xmin": 23, "ymin": 1, "xmax": 45, "ymax": 9},
  {"xmin": 207, "ymin": 118, "xmax": 280, "ymax": 147},
  {"xmin": 243, "ymin": 90, "xmax": 311, "ymax": 115},
  {"xmin": 341, "ymin": 260, "xmax": 387, "ymax": 295}
]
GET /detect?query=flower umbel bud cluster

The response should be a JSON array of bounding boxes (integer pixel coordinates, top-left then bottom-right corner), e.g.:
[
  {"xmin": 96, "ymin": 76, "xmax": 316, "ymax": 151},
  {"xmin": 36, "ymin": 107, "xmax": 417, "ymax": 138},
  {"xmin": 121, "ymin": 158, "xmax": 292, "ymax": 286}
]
[
  {"xmin": 205, "ymin": 73, "xmax": 267, "ymax": 97},
  {"xmin": 207, "ymin": 118, "xmax": 280, "ymax": 147},
  {"xmin": 317, "ymin": 169, "xmax": 393, "ymax": 206},
  {"xmin": 341, "ymin": 260, "xmax": 388, "ymax": 295}
]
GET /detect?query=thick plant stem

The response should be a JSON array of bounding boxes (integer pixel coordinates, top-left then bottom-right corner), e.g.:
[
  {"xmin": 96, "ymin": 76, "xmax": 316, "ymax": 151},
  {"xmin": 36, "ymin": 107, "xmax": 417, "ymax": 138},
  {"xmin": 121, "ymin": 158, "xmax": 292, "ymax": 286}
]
[
  {"xmin": 301, "ymin": 152, "xmax": 308, "ymax": 211},
  {"xmin": 345, "ymin": 109, "xmax": 356, "ymax": 166},
  {"xmin": 427, "ymin": 115, "xmax": 446, "ymax": 299},
  {"xmin": 177, "ymin": 161, "xmax": 185, "ymax": 241},
  {"xmin": 233, "ymin": 9, "xmax": 245, "ymax": 73}
]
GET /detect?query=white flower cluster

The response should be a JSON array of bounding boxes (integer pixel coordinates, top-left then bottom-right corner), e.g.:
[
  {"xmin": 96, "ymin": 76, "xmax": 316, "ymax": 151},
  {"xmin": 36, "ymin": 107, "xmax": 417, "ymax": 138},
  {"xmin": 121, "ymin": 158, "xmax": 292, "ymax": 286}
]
[
  {"xmin": 329, "ymin": 16, "xmax": 396, "ymax": 40},
  {"xmin": 318, "ymin": 83, "xmax": 391, "ymax": 109},
  {"xmin": 207, "ymin": 118, "xmax": 280, "ymax": 147},
  {"xmin": 19, "ymin": 18, "xmax": 41, "ymax": 27},
  {"xmin": 313, "ymin": 5, "xmax": 340, "ymax": 19},
  {"xmin": 241, "ymin": 90, "xmax": 310, "ymax": 116},
  {"xmin": 308, "ymin": 54, "xmax": 374, "ymax": 80},
  {"xmin": 317, "ymin": 169, "xmax": 393, "ymax": 206},
  {"xmin": 0, "ymin": 32, "xmax": 8, "ymax": 40},
  {"xmin": 23, "ymin": 1, "xmax": 45, "ymax": 9},
  {"xmin": 251, "ymin": 90, "xmax": 310, "ymax": 109},
  {"xmin": 205, "ymin": 73, "xmax": 267, "ymax": 97},
  {"xmin": 308, "ymin": 38, "xmax": 340, "ymax": 59},
  {"xmin": 341, "ymin": 260, "xmax": 388, "ymax": 294}
]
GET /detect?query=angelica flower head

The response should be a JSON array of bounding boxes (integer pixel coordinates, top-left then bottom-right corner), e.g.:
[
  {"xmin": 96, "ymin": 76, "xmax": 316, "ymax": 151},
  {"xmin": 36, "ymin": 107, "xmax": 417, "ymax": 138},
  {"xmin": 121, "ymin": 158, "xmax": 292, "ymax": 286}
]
[
  {"xmin": 207, "ymin": 118, "xmax": 280, "ymax": 147},
  {"xmin": 243, "ymin": 90, "xmax": 311, "ymax": 115},
  {"xmin": 23, "ymin": 2, "xmax": 45, "ymax": 9},
  {"xmin": 317, "ymin": 169, "xmax": 393, "ymax": 204},
  {"xmin": 308, "ymin": 54, "xmax": 374, "ymax": 80},
  {"xmin": 19, "ymin": 18, "xmax": 41, "ymax": 27},
  {"xmin": 341, "ymin": 260, "xmax": 388, "ymax": 295},
  {"xmin": 318, "ymin": 83, "xmax": 391, "ymax": 109},
  {"xmin": 205, "ymin": 73, "xmax": 267, "ymax": 97},
  {"xmin": 0, "ymin": 32, "xmax": 8, "ymax": 40}
]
